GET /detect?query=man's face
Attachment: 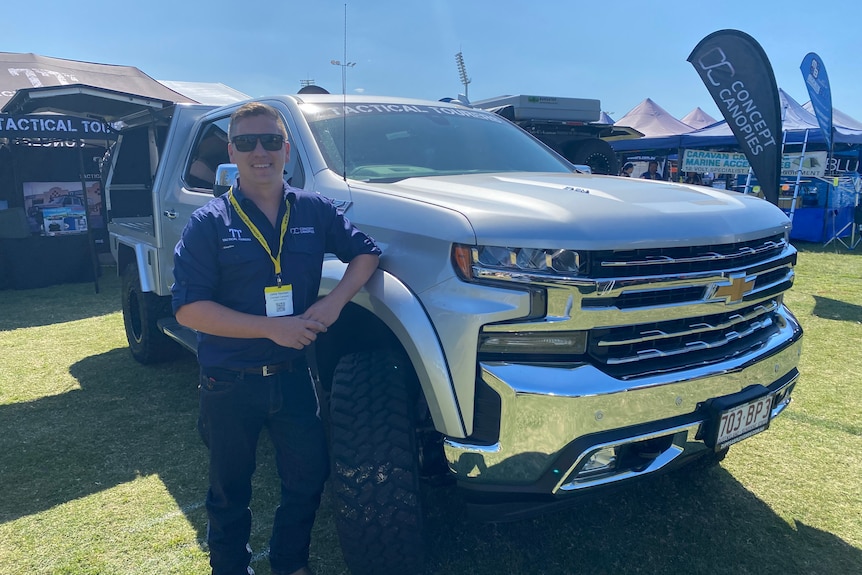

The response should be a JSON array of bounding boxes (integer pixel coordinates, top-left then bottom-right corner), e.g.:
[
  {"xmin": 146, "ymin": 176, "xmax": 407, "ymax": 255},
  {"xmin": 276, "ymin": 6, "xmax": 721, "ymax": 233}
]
[{"xmin": 228, "ymin": 114, "xmax": 290, "ymax": 190}]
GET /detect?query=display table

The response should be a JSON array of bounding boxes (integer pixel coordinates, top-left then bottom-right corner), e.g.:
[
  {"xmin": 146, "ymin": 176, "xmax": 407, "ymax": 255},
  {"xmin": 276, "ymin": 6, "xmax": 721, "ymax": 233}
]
[{"xmin": 0, "ymin": 234, "xmax": 95, "ymax": 290}]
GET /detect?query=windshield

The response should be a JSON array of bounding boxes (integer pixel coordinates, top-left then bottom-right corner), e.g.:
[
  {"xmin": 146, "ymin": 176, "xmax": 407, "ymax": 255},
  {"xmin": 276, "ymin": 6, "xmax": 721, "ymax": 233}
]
[{"xmin": 300, "ymin": 102, "xmax": 573, "ymax": 182}]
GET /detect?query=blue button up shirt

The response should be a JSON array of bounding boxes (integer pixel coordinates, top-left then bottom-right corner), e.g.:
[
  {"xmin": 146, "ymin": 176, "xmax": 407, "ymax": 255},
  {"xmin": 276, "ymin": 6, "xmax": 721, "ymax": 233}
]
[{"xmin": 171, "ymin": 183, "xmax": 381, "ymax": 370}]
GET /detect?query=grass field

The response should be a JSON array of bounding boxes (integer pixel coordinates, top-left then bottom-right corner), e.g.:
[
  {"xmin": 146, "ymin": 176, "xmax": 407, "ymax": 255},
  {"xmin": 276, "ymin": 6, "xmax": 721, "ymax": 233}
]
[{"xmin": 1, "ymin": 242, "xmax": 860, "ymax": 575}]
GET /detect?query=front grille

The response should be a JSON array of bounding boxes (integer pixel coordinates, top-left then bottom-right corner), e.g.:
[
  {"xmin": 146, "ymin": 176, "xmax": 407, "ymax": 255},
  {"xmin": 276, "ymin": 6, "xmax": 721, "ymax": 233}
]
[
  {"xmin": 583, "ymin": 286, "xmax": 707, "ymax": 309},
  {"xmin": 589, "ymin": 300, "xmax": 782, "ymax": 376},
  {"xmin": 588, "ymin": 234, "xmax": 786, "ymax": 278}
]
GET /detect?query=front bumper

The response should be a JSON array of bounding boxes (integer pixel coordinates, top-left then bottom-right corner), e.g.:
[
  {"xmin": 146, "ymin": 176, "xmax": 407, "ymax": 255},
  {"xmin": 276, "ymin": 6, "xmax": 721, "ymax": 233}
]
[{"xmin": 443, "ymin": 305, "xmax": 802, "ymax": 496}]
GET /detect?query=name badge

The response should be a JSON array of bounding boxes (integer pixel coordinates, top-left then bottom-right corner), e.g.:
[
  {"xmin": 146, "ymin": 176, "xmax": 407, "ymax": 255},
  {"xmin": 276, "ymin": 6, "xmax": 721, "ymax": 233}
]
[{"xmin": 264, "ymin": 284, "xmax": 294, "ymax": 317}]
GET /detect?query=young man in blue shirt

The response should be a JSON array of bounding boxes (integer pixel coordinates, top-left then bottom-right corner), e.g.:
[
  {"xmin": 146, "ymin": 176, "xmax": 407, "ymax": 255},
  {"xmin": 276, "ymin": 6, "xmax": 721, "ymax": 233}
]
[{"xmin": 172, "ymin": 102, "xmax": 380, "ymax": 575}]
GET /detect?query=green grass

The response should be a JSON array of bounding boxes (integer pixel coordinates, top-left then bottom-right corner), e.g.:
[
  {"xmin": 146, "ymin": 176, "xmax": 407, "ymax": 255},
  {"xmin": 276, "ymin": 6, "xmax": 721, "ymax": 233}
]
[{"xmin": 1, "ymin": 243, "xmax": 861, "ymax": 575}]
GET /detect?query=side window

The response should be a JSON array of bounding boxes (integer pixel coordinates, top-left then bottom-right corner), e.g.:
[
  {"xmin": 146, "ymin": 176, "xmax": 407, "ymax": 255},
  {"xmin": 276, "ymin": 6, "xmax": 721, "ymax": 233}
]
[
  {"xmin": 184, "ymin": 117, "xmax": 231, "ymax": 191},
  {"xmin": 278, "ymin": 111, "xmax": 305, "ymax": 189},
  {"xmin": 185, "ymin": 110, "xmax": 307, "ymax": 191}
]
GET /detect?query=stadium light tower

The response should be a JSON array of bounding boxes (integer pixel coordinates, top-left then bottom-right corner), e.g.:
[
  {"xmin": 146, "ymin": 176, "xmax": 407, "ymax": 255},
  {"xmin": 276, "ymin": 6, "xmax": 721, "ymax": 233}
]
[{"xmin": 455, "ymin": 51, "xmax": 471, "ymax": 100}]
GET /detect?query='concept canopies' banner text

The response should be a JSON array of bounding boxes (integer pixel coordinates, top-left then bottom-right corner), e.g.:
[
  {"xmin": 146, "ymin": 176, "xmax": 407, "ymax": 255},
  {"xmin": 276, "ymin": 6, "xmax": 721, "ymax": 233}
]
[
  {"xmin": 681, "ymin": 149, "xmax": 828, "ymax": 178},
  {"xmin": 688, "ymin": 30, "xmax": 782, "ymax": 205},
  {"xmin": 800, "ymin": 52, "xmax": 833, "ymax": 152}
]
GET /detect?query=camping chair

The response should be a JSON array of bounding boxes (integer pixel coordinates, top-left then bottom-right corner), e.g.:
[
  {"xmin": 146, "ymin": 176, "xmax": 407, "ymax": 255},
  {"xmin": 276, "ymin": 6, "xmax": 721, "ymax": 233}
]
[{"xmin": 852, "ymin": 202, "xmax": 862, "ymax": 250}]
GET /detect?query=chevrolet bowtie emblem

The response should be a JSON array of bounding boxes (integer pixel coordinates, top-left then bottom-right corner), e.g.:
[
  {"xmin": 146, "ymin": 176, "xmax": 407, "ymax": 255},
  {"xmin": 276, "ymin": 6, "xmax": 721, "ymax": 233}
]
[{"xmin": 713, "ymin": 275, "xmax": 755, "ymax": 304}]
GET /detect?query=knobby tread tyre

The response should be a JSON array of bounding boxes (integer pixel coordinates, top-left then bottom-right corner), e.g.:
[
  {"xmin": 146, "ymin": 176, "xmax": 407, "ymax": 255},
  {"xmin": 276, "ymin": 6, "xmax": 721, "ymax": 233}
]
[
  {"xmin": 121, "ymin": 264, "xmax": 182, "ymax": 364},
  {"xmin": 329, "ymin": 350, "xmax": 425, "ymax": 575},
  {"xmin": 563, "ymin": 138, "xmax": 620, "ymax": 176}
]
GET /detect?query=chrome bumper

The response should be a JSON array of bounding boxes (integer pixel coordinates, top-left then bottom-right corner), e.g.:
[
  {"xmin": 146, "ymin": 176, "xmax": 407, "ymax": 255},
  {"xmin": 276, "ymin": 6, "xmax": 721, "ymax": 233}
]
[{"xmin": 443, "ymin": 305, "xmax": 802, "ymax": 492}]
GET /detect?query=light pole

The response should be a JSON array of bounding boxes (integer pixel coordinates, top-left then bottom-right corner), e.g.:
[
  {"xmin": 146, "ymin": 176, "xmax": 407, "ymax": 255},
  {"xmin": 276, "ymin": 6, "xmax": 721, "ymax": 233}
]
[{"xmin": 330, "ymin": 59, "xmax": 355, "ymax": 95}]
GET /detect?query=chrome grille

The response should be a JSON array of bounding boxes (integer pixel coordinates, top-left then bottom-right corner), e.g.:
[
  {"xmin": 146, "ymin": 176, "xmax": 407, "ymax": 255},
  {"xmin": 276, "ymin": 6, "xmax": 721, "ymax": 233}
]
[
  {"xmin": 589, "ymin": 300, "xmax": 782, "ymax": 374},
  {"xmin": 588, "ymin": 234, "xmax": 787, "ymax": 278}
]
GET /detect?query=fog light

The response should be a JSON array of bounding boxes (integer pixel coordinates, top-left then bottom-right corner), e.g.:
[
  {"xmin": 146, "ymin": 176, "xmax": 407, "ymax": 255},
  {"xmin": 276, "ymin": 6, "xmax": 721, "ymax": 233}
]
[{"xmin": 579, "ymin": 447, "xmax": 617, "ymax": 477}]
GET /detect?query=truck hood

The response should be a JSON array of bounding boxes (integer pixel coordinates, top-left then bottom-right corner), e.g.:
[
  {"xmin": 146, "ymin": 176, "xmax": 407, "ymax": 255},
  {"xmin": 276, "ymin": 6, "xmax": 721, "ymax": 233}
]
[{"xmin": 358, "ymin": 172, "xmax": 790, "ymax": 250}]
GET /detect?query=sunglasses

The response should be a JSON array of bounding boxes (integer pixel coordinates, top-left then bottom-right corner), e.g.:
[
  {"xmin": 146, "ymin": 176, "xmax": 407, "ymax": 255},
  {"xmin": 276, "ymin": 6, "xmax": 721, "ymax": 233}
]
[{"xmin": 230, "ymin": 133, "xmax": 285, "ymax": 152}]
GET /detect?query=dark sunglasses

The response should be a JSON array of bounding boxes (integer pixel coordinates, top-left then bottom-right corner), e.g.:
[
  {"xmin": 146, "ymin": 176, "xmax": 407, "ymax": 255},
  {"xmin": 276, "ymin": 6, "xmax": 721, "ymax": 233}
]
[{"xmin": 230, "ymin": 133, "xmax": 285, "ymax": 152}]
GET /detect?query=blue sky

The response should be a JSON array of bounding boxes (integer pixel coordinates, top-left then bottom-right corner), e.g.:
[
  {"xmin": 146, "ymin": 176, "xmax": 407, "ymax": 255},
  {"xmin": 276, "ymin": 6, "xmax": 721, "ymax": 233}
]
[{"xmin": 4, "ymin": 0, "xmax": 861, "ymax": 123}]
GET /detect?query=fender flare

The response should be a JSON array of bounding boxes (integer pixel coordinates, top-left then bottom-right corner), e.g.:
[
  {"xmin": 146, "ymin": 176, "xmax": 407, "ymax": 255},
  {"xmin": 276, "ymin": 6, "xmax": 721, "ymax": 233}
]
[
  {"xmin": 114, "ymin": 235, "xmax": 158, "ymax": 293},
  {"xmin": 321, "ymin": 259, "xmax": 466, "ymax": 437}
]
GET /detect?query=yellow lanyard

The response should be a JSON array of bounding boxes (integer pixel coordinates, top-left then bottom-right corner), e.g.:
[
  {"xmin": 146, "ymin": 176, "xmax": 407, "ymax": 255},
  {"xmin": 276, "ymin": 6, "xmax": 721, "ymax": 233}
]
[{"xmin": 228, "ymin": 189, "xmax": 291, "ymax": 286}]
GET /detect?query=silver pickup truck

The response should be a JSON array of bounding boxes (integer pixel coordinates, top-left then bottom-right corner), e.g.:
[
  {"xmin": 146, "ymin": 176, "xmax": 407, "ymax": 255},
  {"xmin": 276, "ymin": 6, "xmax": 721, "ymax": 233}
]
[{"xmin": 65, "ymin": 89, "xmax": 803, "ymax": 574}]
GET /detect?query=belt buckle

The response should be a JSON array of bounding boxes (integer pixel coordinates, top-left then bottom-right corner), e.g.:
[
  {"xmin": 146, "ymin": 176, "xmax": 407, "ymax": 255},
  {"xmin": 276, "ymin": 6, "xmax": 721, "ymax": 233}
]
[{"xmin": 262, "ymin": 365, "xmax": 274, "ymax": 377}]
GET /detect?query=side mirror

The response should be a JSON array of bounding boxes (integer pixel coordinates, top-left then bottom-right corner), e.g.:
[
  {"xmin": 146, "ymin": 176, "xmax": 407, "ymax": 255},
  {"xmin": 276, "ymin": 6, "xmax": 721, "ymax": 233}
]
[{"xmin": 214, "ymin": 164, "xmax": 238, "ymax": 197}]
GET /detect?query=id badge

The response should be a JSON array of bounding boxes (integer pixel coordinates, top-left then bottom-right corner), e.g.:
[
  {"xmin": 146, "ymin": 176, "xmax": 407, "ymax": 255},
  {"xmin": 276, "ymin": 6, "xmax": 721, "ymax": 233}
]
[{"xmin": 264, "ymin": 284, "xmax": 294, "ymax": 317}]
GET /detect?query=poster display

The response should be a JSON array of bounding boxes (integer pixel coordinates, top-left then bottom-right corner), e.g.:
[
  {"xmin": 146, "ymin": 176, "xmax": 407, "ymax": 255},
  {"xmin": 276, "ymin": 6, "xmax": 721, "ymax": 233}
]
[{"xmin": 22, "ymin": 181, "xmax": 103, "ymax": 235}]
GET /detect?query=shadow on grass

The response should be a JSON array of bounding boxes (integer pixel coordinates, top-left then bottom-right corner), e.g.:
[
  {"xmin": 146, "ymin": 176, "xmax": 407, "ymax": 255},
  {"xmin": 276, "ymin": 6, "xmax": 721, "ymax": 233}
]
[
  {"xmin": 419, "ymin": 467, "xmax": 862, "ymax": 575},
  {"xmin": 0, "ymin": 271, "xmax": 122, "ymax": 331},
  {"xmin": 3, "ymin": 347, "xmax": 861, "ymax": 574},
  {"xmin": 0, "ymin": 348, "xmax": 204, "ymax": 532},
  {"xmin": 812, "ymin": 295, "xmax": 862, "ymax": 323}
]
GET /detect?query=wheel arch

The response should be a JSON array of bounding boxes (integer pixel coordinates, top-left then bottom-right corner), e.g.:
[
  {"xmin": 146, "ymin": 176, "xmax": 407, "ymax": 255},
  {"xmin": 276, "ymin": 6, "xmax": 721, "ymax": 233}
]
[
  {"xmin": 115, "ymin": 237, "xmax": 158, "ymax": 293},
  {"xmin": 318, "ymin": 262, "xmax": 466, "ymax": 437}
]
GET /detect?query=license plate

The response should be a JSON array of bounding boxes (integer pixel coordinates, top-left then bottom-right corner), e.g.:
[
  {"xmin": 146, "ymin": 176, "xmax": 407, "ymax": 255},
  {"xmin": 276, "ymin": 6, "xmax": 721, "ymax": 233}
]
[{"xmin": 715, "ymin": 394, "xmax": 774, "ymax": 449}]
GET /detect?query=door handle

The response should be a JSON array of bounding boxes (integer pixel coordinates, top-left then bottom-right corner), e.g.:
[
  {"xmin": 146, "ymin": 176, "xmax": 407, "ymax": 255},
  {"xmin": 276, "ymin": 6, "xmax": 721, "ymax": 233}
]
[{"xmin": 163, "ymin": 210, "xmax": 177, "ymax": 219}]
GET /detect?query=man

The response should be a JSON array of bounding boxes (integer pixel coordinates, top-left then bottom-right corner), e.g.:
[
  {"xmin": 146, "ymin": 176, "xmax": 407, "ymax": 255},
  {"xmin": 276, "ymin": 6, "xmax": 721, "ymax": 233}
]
[
  {"xmin": 640, "ymin": 160, "xmax": 663, "ymax": 180},
  {"xmin": 172, "ymin": 102, "xmax": 380, "ymax": 575}
]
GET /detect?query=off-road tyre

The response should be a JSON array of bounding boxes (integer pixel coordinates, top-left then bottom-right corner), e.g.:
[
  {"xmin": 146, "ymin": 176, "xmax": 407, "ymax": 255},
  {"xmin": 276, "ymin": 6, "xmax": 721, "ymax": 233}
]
[
  {"xmin": 563, "ymin": 138, "xmax": 619, "ymax": 175},
  {"xmin": 329, "ymin": 350, "xmax": 425, "ymax": 575},
  {"xmin": 122, "ymin": 264, "xmax": 182, "ymax": 364},
  {"xmin": 694, "ymin": 446, "xmax": 729, "ymax": 469},
  {"xmin": 677, "ymin": 447, "xmax": 729, "ymax": 478}
]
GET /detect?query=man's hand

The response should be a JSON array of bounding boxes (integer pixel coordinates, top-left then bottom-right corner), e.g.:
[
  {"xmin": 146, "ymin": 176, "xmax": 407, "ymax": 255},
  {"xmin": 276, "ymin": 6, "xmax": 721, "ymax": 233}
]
[
  {"xmin": 299, "ymin": 298, "xmax": 343, "ymax": 329},
  {"xmin": 268, "ymin": 315, "xmax": 327, "ymax": 350}
]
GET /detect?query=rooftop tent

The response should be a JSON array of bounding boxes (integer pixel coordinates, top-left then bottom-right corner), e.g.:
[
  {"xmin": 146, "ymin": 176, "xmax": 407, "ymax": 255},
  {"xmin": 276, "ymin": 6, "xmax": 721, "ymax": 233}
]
[
  {"xmin": 614, "ymin": 98, "xmax": 695, "ymax": 138},
  {"xmin": 681, "ymin": 107, "xmax": 717, "ymax": 130}
]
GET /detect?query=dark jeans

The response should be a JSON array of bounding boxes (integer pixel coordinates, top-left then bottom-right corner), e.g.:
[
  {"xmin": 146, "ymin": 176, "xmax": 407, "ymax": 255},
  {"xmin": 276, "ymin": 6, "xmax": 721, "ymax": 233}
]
[{"xmin": 198, "ymin": 360, "xmax": 329, "ymax": 575}]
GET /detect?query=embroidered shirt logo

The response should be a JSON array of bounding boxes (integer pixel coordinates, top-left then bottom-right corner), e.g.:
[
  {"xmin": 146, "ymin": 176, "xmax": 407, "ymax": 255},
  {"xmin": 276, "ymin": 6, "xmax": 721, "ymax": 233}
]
[
  {"xmin": 222, "ymin": 228, "xmax": 252, "ymax": 243},
  {"xmin": 290, "ymin": 227, "xmax": 315, "ymax": 235}
]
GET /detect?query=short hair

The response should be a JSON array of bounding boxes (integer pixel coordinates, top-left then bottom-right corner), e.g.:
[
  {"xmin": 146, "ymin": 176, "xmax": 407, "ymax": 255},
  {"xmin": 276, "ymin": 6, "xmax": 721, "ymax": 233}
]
[{"xmin": 228, "ymin": 102, "xmax": 288, "ymax": 139}]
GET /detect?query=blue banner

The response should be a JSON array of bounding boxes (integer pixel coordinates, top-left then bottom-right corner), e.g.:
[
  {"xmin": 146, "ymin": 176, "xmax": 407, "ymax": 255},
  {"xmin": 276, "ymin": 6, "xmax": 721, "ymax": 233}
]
[{"xmin": 800, "ymin": 52, "xmax": 833, "ymax": 152}]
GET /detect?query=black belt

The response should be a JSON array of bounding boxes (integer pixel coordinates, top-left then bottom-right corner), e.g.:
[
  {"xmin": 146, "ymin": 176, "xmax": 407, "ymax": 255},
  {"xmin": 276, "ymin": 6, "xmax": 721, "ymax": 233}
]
[{"xmin": 207, "ymin": 358, "xmax": 305, "ymax": 378}]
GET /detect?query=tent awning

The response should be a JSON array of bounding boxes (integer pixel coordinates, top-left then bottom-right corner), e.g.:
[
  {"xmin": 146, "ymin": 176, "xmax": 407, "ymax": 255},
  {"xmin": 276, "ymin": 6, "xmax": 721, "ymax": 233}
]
[{"xmin": 2, "ymin": 84, "xmax": 176, "ymax": 122}]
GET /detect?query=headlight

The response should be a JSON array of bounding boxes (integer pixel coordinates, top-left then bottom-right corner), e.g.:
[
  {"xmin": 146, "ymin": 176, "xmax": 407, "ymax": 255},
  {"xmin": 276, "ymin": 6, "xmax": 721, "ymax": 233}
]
[
  {"xmin": 453, "ymin": 244, "xmax": 582, "ymax": 282},
  {"xmin": 479, "ymin": 330, "xmax": 588, "ymax": 355}
]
